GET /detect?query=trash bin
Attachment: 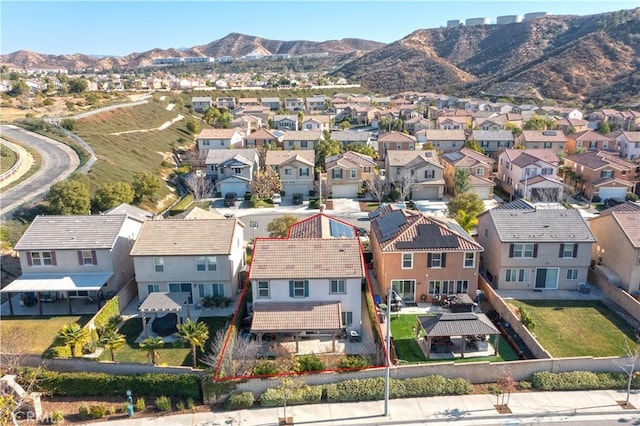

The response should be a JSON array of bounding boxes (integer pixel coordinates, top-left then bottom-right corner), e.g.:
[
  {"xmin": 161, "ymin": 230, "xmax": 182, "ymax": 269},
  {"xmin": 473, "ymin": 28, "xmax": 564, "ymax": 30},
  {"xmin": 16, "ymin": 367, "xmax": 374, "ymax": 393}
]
[
  {"xmin": 476, "ymin": 290, "xmax": 484, "ymax": 304},
  {"xmin": 127, "ymin": 404, "xmax": 134, "ymax": 417}
]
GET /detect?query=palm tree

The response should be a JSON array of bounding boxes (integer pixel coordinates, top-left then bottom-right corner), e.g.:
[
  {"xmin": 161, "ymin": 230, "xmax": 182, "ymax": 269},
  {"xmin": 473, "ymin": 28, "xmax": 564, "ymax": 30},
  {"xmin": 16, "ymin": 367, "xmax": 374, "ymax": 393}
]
[
  {"xmin": 99, "ymin": 329, "xmax": 126, "ymax": 362},
  {"xmin": 139, "ymin": 336, "xmax": 164, "ymax": 365},
  {"xmin": 176, "ymin": 318, "xmax": 209, "ymax": 369},
  {"xmin": 57, "ymin": 323, "xmax": 88, "ymax": 357}
]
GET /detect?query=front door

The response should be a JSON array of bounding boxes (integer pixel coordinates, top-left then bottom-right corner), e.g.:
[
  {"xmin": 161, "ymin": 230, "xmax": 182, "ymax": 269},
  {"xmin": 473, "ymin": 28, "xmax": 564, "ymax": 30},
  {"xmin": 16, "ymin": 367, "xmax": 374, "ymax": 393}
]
[
  {"xmin": 392, "ymin": 280, "xmax": 415, "ymax": 302},
  {"xmin": 535, "ymin": 268, "xmax": 559, "ymax": 289},
  {"xmin": 169, "ymin": 283, "xmax": 193, "ymax": 304}
]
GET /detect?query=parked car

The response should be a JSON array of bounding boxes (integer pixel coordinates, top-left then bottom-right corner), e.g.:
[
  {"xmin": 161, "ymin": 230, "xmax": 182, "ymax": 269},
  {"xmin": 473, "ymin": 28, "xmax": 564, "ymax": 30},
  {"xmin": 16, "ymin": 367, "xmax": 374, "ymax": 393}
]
[
  {"xmin": 292, "ymin": 193, "xmax": 304, "ymax": 205},
  {"xmin": 271, "ymin": 193, "xmax": 282, "ymax": 205},
  {"xmin": 223, "ymin": 192, "xmax": 238, "ymax": 207}
]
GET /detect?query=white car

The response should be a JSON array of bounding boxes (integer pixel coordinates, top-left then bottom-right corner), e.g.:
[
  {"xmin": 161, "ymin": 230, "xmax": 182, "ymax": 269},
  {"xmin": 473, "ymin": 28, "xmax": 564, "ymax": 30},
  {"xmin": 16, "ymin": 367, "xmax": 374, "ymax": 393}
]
[{"xmin": 271, "ymin": 193, "xmax": 282, "ymax": 205}]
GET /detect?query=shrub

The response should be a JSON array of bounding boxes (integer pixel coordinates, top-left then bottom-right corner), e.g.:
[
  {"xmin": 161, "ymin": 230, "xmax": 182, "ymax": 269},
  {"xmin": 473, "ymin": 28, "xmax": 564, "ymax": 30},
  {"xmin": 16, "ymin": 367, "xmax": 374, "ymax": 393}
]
[
  {"xmin": 627, "ymin": 193, "xmax": 639, "ymax": 202},
  {"xmin": 89, "ymin": 403, "xmax": 107, "ymax": 419},
  {"xmin": 155, "ymin": 396, "xmax": 172, "ymax": 412},
  {"xmin": 403, "ymin": 375, "xmax": 448, "ymax": 397},
  {"xmin": 294, "ymin": 353, "xmax": 325, "ymax": 372},
  {"xmin": 519, "ymin": 307, "xmax": 536, "ymax": 331},
  {"xmin": 249, "ymin": 195, "xmax": 258, "ymax": 208},
  {"xmin": 337, "ymin": 356, "xmax": 370, "ymax": 370},
  {"xmin": 518, "ymin": 381, "xmax": 532, "ymax": 390},
  {"xmin": 78, "ymin": 404, "xmax": 89, "ymax": 420},
  {"xmin": 51, "ymin": 410, "xmax": 64, "ymax": 423},
  {"xmin": 224, "ymin": 392, "xmax": 255, "ymax": 410},
  {"xmin": 43, "ymin": 345, "xmax": 71, "ymax": 359},
  {"xmin": 186, "ymin": 397, "xmax": 195, "ymax": 411},
  {"xmin": 253, "ymin": 360, "xmax": 278, "ymax": 376},
  {"xmin": 135, "ymin": 397, "xmax": 146, "ymax": 412},
  {"xmin": 108, "ymin": 405, "xmax": 117, "ymax": 415},
  {"xmin": 244, "ymin": 192, "xmax": 252, "ymax": 201},
  {"xmin": 259, "ymin": 385, "xmax": 322, "ymax": 407},
  {"xmin": 531, "ymin": 371, "xmax": 634, "ymax": 391},
  {"xmin": 176, "ymin": 400, "xmax": 185, "ymax": 411},
  {"xmin": 325, "ymin": 378, "xmax": 385, "ymax": 402}
]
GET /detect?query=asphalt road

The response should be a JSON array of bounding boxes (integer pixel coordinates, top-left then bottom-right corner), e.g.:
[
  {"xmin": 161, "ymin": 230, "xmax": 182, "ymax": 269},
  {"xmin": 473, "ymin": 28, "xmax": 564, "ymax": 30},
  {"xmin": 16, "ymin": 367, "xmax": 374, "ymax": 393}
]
[{"xmin": 0, "ymin": 125, "xmax": 80, "ymax": 219}]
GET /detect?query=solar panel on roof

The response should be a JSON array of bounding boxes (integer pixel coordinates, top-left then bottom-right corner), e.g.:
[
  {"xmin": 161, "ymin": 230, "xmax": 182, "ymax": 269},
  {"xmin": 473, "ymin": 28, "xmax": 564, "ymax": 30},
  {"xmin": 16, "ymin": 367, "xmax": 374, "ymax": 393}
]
[{"xmin": 329, "ymin": 220, "xmax": 356, "ymax": 238}]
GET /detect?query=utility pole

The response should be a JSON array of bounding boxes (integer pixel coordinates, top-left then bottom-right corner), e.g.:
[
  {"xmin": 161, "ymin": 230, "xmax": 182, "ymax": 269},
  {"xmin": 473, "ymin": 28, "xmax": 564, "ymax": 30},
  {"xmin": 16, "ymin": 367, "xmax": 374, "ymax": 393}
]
[{"xmin": 384, "ymin": 286, "xmax": 391, "ymax": 416}]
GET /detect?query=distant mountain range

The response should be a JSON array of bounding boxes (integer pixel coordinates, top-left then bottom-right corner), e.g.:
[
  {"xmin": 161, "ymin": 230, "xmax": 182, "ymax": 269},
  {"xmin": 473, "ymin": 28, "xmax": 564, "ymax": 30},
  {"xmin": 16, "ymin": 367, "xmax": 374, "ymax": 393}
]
[{"xmin": 2, "ymin": 8, "xmax": 639, "ymax": 107}]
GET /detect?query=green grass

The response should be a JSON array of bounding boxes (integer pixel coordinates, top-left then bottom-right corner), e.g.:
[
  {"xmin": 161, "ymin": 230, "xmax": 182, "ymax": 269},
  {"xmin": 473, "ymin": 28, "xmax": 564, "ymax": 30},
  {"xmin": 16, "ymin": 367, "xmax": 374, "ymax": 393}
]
[
  {"xmin": 167, "ymin": 194, "xmax": 194, "ymax": 216},
  {"xmin": 0, "ymin": 144, "xmax": 18, "ymax": 173},
  {"xmin": 510, "ymin": 300, "xmax": 636, "ymax": 358},
  {"xmin": 0, "ymin": 138, "xmax": 42, "ymax": 191},
  {"xmin": 391, "ymin": 314, "xmax": 520, "ymax": 364},
  {"xmin": 0, "ymin": 315, "xmax": 91, "ymax": 355},
  {"xmin": 102, "ymin": 316, "xmax": 231, "ymax": 367}
]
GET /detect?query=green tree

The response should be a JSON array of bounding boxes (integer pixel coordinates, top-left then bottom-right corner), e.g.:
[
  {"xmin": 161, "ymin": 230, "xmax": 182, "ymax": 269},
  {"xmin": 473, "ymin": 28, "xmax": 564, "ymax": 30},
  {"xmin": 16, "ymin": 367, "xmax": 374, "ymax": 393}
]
[
  {"xmin": 338, "ymin": 119, "xmax": 351, "ymax": 130},
  {"xmin": 266, "ymin": 214, "xmax": 298, "ymax": 238},
  {"xmin": 57, "ymin": 323, "xmax": 88, "ymax": 357},
  {"xmin": 132, "ymin": 172, "xmax": 161, "ymax": 202},
  {"xmin": 60, "ymin": 118, "xmax": 75, "ymax": 131},
  {"xmin": 523, "ymin": 115, "xmax": 555, "ymax": 131},
  {"xmin": 453, "ymin": 168, "xmax": 471, "ymax": 195},
  {"xmin": 251, "ymin": 167, "xmax": 282, "ymax": 198},
  {"xmin": 505, "ymin": 123, "xmax": 522, "ymax": 137},
  {"xmin": 599, "ymin": 121, "xmax": 610, "ymax": 134},
  {"xmin": 8, "ymin": 79, "xmax": 28, "ymax": 97},
  {"xmin": 139, "ymin": 336, "xmax": 164, "ymax": 365},
  {"xmin": 186, "ymin": 119, "xmax": 201, "ymax": 135},
  {"xmin": 447, "ymin": 192, "xmax": 484, "ymax": 218},
  {"xmin": 94, "ymin": 182, "xmax": 135, "ymax": 211},
  {"xmin": 176, "ymin": 318, "xmax": 210, "ymax": 369},
  {"xmin": 68, "ymin": 78, "xmax": 88, "ymax": 94},
  {"xmin": 465, "ymin": 139, "xmax": 484, "ymax": 154},
  {"xmin": 346, "ymin": 143, "xmax": 376, "ymax": 159},
  {"xmin": 47, "ymin": 179, "xmax": 91, "ymax": 215},
  {"xmin": 315, "ymin": 139, "xmax": 343, "ymax": 169},
  {"xmin": 99, "ymin": 329, "xmax": 126, "ymax": 362},
  {"xmin": 455, "ymin": 210, "xmax": 478, "ymax": 233}
]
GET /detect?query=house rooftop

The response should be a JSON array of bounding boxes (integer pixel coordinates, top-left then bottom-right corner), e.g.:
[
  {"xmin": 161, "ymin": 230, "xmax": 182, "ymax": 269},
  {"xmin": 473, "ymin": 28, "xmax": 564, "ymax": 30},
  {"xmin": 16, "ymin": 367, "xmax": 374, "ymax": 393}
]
[
  {"xmin": 288, "ymin": 213, "xmax": 358, "ymax": 239},
  {"xmin": 265, "ymin": 150, "xmax": 315, "ymax": 166},
  {"xmin": 104, "ymin": 203, "xmax": 154, "ymax": 222},
  {"xmin": 325, "ymin": 150, "xmax": 376, "ymax": 170},
  {"xmin": 197, "ymin": 128, "xmax": 240, "ymax": 139}
]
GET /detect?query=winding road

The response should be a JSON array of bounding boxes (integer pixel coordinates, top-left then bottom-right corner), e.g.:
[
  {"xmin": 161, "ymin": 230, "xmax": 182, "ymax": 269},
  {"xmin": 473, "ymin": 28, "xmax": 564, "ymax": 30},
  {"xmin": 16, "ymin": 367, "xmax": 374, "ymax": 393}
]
[{"xmin": 0, "ymin": 125, "xmax": 79, "ymax": 219}]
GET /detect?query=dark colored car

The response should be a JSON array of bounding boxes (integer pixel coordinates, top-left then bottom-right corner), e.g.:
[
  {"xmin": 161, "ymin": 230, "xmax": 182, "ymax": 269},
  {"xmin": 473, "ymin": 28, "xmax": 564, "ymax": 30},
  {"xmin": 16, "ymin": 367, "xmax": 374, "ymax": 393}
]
[
  {"xmin": 223, "ymin": 192, "xmax": 238, "ymax": 207},
  {"xmin": 292, "ymin": 193, "xmax": 304, "ymax": 205}
]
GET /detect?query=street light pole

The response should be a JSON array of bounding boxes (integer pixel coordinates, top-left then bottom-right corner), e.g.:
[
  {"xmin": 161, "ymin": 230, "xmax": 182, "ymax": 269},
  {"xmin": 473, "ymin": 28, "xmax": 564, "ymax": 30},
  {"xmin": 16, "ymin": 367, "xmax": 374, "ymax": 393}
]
[{"xmin": 384, "ymin": 286, "xmax": 391, "ymax": 417}]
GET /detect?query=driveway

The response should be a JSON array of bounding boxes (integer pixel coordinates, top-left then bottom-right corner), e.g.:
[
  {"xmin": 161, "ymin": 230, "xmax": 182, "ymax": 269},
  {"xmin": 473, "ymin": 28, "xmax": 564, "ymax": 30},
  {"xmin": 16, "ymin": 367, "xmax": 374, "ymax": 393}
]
[{"xmin": 0, "ymin": 125, "xmax": 79, "ymax": 219}]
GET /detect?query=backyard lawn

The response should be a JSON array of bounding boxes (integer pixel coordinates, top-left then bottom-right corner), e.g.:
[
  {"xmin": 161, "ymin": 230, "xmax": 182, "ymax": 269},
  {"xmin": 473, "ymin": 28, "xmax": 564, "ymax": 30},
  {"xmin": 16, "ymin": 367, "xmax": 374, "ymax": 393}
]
[
  {"xmin": 101, "ymin": 316, "xmax": 231, "ymax": 367},
  {"xmin": 0, "ymin": 315, "xmax": 91, "ymax": 355},
  {"xmin": 510, "ymin": 300, "xmax": 636, "ymax": 358},
  {"xmin": 390, "ymin": 314, "xmax": 519, "ymax": 364}
]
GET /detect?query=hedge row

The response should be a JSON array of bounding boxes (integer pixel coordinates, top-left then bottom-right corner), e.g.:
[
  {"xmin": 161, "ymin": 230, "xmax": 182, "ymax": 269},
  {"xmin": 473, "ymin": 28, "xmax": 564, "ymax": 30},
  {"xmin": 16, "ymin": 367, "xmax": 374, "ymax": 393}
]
[
  {"xmin": 29, "ymin": 370, "xmax": 202, "ymax": 399},
  {"xmin": 532, "ymin": 371, "xmax": 640, "ymax": 391},
  {"xmin": 93, "ymin": 296, "xmax": 120, "ymax": 330}
]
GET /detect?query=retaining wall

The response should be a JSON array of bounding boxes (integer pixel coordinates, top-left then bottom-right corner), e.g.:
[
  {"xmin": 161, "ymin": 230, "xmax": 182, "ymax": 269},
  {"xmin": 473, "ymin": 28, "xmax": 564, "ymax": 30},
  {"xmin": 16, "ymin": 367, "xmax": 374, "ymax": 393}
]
[
  {"xmin": 588, "ymin": 268, "xmax": 640, "ymax": 323},
  {"xmin": 0, "ymin": 140, "xmax": 24, "ymax": 181}
]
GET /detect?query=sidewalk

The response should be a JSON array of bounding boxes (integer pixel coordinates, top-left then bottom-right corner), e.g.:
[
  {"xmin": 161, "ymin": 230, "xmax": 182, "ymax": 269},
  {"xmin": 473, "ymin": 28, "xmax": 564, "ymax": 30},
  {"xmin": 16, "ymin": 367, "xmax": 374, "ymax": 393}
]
[{"xmin": 87, "ymin": 389, "xmax": 639, "ymax": 426}]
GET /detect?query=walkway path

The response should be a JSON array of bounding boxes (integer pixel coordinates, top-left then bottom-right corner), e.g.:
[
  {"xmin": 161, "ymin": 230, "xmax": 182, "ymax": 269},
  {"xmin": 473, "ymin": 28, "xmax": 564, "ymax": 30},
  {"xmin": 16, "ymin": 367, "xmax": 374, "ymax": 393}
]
[
  {"xmin": 108, "ymin": 112, "xmax": 183, "ymax": 135},
  {"xmin": 0, "ymin": 139, "xmax": 34, "ymax": 189}
]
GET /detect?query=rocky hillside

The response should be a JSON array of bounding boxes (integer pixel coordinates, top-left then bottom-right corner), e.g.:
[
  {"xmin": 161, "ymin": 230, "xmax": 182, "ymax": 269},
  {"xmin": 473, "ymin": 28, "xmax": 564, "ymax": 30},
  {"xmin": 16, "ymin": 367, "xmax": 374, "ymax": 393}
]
[{"xmin": 333, "ymin": 8, "xmax": 640, "ymax": 106}]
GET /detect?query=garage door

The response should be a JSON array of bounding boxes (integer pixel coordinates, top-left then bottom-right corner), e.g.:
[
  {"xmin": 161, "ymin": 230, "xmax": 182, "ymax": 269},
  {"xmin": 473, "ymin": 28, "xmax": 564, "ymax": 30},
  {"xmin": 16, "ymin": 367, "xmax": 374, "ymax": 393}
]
[
  {"xmin": 473, "ymin": 186, "xmax": 491, "ymax": 200},
  {"xmin": 412, "ymin": 186, "xmax": 439, "ymax": 201},
  {"xmin": 219, "ymin": 182, "xmax": 247, "ymax": 196},
  {"xmin": 598, "ymin": 187, "xmax": 627, "ymax": 201},
  {"xmin": 331, "ymin": 184, "xmax": 359, "ymax": 198},
  {"xmin": 283, "ymin": 183, "xmax": 311, "ymax": 195}
]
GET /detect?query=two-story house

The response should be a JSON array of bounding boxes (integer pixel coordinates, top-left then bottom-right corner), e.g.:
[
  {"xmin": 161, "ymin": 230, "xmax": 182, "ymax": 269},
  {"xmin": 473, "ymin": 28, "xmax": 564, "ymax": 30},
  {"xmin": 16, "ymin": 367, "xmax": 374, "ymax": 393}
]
[
  {"xmin": 498, "ymin": 149, "xmax": 563, "ymax": 201},
  {"xmin": 301, "ymin": 115, "xmax": 331, "ymax": 132},
  {"xmin": 249, "ymin": 237, "xmax": 365, "ymax": 345},
  {"xmin": 565, "ymin": 130, "xmax": 617, "ymax": 154},
  {"xmin": 331, "ymin": 130, "xmax": 372, "ymax": 147},
  {"xmin": 281, "ymin": 130, "xmax": 324, "ymax": 150},
  {"xmin": 476, "ymin": 200, "xmax": 596, "ymax": 290},
  {"xmin": 615, "ymin": 131, "xmax": 640, "ymax": 161},
  {"xmin": 588, "ymin": 202, "xmax": 640, "ymax": 294},
  {"xmin": 305, "ymin": 95, "xmax": 328, "ymax": 113},
  {"xmin": 385, "ymin": 150, "xmax": 445, "ymax": 200},
  {"xmin": 4, "ymin": 214, "xmax": 143, "ymax": 314},
  {"xmin": 377, "ymin": 131, "xmax": 417, "ymax": 159},
  {"xmin": 197, "ymin": 128, "xmax": 245, "ymax": 151},
  {"xmin": 272, "ymin": 114, "xmax": 299, "ymax": 131},
  {"xmin": 564, "ymin": 150, "xmax": 636, "ymax": 201},
  {"xmin": 216, "ymin": 96, "xmax": 236, "ymax": 110},
  {"xmin": 192, "ymin": 96, "xmax": 213, "ymax": 113},
  {"xmin": 231, "ymin": 114, "xmax": 262, "ymax": 134},
  {"xmin": 284, "ymin": 97, "xmax": 305, "ymax": 112},
  {"xmin": 205, "ymin": 149, "xmax": 259, "ymax": 195},
  {"xmin": 440, "ymin": 148, "xmax": 496, "ymax": 199},
  {"xmin": 369, "ymin": 205, "xmax": 484, "ymax": 303},
  {"xmin": 404, "ymin": 117, "xmax": 434, "ymax": 136},
  {"xmin": 325, "ymin": 151, "xmax": 376, "ymax": 198},
  {"xmin": 424, "ymin": 129, "xmax": 467, "ymax": 152},
  {"xmin": 517, "ymin": 130, "xmax": 567, "ymax": 155},
  {"xmin": 474, "ymin": 116, "xmax": 506, "ymax": 132},
  {"xmin": 261, "ymin": 97, "xmax": 281, "ymax": 111},
  {"xmin": 472, "ymin": 130, "xmax": 515, "ymax": 156},
  {"xmin": 265, "ymin": 150, "xmax": 315, "ymax": 195},
  {"xmin": 556, "ymin": 118, "xmax": 589, "ymax": 135},
  {"xmin": 437, "ymin": 116, "xmax": 470, "ymax": 130},
  {"xmin": 243, "ymin": 128, "xmax": 284, "ymax": 149},
  {"xmin": 130, "ymin": 219, "xmax": 245, "ymax": 306}
]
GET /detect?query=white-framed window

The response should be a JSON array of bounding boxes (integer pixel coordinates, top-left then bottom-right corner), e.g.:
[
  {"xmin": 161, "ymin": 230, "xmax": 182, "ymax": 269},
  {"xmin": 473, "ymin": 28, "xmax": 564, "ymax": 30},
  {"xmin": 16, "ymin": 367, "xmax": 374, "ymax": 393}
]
[
  {"xmin": 196, "ymin": 256, "xmax": 217, "ymax": 271},
  {"xmin": 284, "ymin": 168, "xmax": 293, "ymax": 176},
  {"xmin": 428, "ymin": 280, "xmax": 441, "ymax": 295},
  {"xmin": 441, "ymin": 280, "xmax": 456, "ymax": 294},
  {"xmin": 561, "ymin": 244, "xmax": 575, "ymax": 258},
  {"xmin": 291, "ymin": 280, "xmax": 307, "ymax": 298},
  {"xmin": 505, "ymin": 269, "xmax": 531, "ymax": 282},
  {"xmin": 475, "ymin": 167, "xmax": 484, "ymax": 176},
  {"xmin": 541, "ymin": 168, "xmax": 553, "ymax": 175},
  {"xmin": 299, "ymin": 168, "xmax": 310, "ymax": 177},
  {"xmin": 601, "ymin": 170, "xmax": 613, "ymax": 178},
  {"xmin": 199, "ymin": 283, "xmax": 224, "ymax": 297},
  {"xmin": 81, "ymin": 250, "xmax": 94, "ymax": 265},
  {"xmin": 330, "ymin": 279, "xmax": 346, "ymax": 294},
  {"xmin": 429, "ymin": 253, "xmax": 443, "ymax": 268},
  {"xmin": 402, "ymin": 253, "xmax": 413, "ymax": 269},
  {"xmin": 30, "ymin": 251, "xmax": 53, "ymax": 266},
  {"xmin": 511, "ymin": 243, "xmax": 535, "ymax": 258},
  {"xmin": 456, "ymin": 280, "xmax": 469, "ymax": 293},
  {"xmin": 342, "ymin": 311, "xmax": 353, "ymax": 327},
  {"xmin": 332, "ymin": 169, "xmax": 343, "ymax": 179},
  {"xmin": 257, "ymin": 281, "xmax": 270, "ymax": 298},
  {"xmin": 566, "ymin": 268, "xmax": 578, "ymax": 280},
  {"xmin": 364, "ymin": 167, "xmax": 371, "ymax": 173},
  {"xmin": 463, "ymin": 252, "xmax": 475, "ymax": 268},
  {"xmin": 154, "ymin": 257, "xmax": 164, "ymax": 272},
  {"xmin": 350, "ymin": 169, "xmax": 358, "ymax": 179},
  {"xmin": 147, "ymin": 284, "xmax": 160, "ymax": 293}
]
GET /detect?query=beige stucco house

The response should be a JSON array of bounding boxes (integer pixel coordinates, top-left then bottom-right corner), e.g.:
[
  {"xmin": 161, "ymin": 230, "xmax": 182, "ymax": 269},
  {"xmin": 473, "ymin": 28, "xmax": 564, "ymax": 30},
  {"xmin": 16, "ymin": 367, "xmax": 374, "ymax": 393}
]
[
  {"xmin": 440, "ymin": 147, "xmax": 495, "ymax": 199},
  {"xmin": 325, "ymin": 151, "xmax": 376, "ymax": 198},
  {"xmin": 385, "ymin": 150, "xmax": 445, "ymax": 200},
  {"xmin": 197, "ymin": 128, "xmax": 245, "ymax": 151},
  {"xmin": 563, "ymin": 150, "xmax": 636, "ymax": 201},
  {"xmin": 265, "ymin": 150, "xmax": 315, "ymax": 195}
]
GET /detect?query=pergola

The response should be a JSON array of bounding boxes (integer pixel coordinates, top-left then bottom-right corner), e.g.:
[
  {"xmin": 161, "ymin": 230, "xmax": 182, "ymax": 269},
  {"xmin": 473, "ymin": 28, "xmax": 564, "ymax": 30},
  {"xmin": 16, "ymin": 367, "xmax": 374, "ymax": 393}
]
[
  {"xmin": 138, "ymin": 292, "xmax": 191, "ymax": 337},
  {"xmin": 417, "ymin": 313, "xmax": 501, "ymax": 359},
  {"xmin": 250, "ymin": 301, "xmax": 343, "ymax": 353},
  {"xmin": 0, "ymin": 273, "xmax": 112, "ymax": 315}
]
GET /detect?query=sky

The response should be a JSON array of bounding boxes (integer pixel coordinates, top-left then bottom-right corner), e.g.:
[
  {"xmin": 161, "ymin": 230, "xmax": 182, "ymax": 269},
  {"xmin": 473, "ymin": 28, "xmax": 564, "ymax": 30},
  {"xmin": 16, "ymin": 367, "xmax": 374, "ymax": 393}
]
[{"xmin": 1, "ymin": 1, "xmax": 638, "ymax": 57}]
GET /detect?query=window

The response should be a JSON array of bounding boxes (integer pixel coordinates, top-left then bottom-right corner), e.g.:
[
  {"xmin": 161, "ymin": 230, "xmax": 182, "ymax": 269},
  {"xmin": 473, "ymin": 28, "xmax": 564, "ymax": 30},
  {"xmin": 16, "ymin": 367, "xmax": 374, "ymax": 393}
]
[
  {"xmin": 154, "ymin": 257, "xmax": 164, "ymax": 272},
  {"xmin": 402, "ymin": 253, "xmax": 413, "ymax": 269},
  {"xmin": 196, "ymin": 256, "xmax": 217, "ymax": 271},
  {"xmin": 350, "ymin": 169, "xmax": 358, "ymax": 179},
  {"xmin": 543, "ymin": 142, "xmax": 552, "ymax": 149},
  {"xmin": 424, "ymin": 169, "xmax": 435, "ymax": 179},
  {"xmin": 456, "ymin": 280, "xmax": 469, "ymax": 293},
  {"xmin": 300, "ymin": 141, "xmax": 308, "ymax": 148},
  {"xmin": 80, "ymin": 250, "xmax": 94, "ymax": 265},
  {"xmin": 147, "ymin": 284, "xmax": 160, "ymax": 293},
  {"xmin": 330, "ymin": 280, "xmax": 346, "ymax": 294},
  {"xmin": 396, "ymin": 143, "xmax": 402, "ymax": 150},
  {"xmin": 289, "ymin": 280, "xmax": 308, "ymax": 298},
  {"xmin": 364, "ymin": 167, "xmax": 371, "ymax": 173},
  {"xmin": 441, "ymin": 280, "xmax": 456, "ymax": 294},
  {"xmin": 332, "ymin": 169, "xmax": 343, "ymax": 179},
  {"xmin": 257, "ymin": 281, "xmax": 270, "ymax": 298},
  {"xmin": 29, "ymin": 251, "xmax": 54, "ymax": 266},
  {"xmin": 566, "ymin": 269, "xmax": 578, "ymax": 280},
  {"xmin": 510, "ymin": 243, "xmax": 536, "ymax": 258},
  {"xmin": 541, "ymin": 168, "xmax": 553, "ymax": 175},
  {"xmin": 342, "ymin": 311, "xmax": 353, "ymax": 327},
  {"xmin": 299, "ymin": 168, "xmax": 310, "ymax": 177},
  {"xmin": 428, "ymin": 280, "xmax": 441, "ymax": 295},
  {"xmin": 601, "ymin": 170, "xmax": 613, "ymax": 178},
  {"xmin": 463, "ymin": 252, "xmax": 475, "ymax": 268},
  {"xmin": 429, "ymin": 253, "xmax": 446, "ymax": 268},
  {"xmin": 505, "ymin": 269, "xmax": 531, "ymax": 282},
  {"xmin": 199, "ymin": 283, "xmax": 224, "ymax": 297},
  {"xmin": 284, "ymin": 168, "xmax": 292, "ymax": 176},
  {"xmin": 560, "ymin": 243, "xmax": 576, "ymax": 258},
  {"xmin": 484, "ymin": 228, "xmax": 489, "ymax": 238},
  {"xmin": 475, "ymin": 167, "xmax": 484, "ymax": 176}
]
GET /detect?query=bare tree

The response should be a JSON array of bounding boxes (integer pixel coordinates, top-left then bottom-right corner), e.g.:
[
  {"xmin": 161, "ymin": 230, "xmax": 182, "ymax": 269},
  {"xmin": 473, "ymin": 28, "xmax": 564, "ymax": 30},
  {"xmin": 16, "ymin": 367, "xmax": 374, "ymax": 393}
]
[
  {"xmin": 251, "ymin": 167, "xmax": 282, "ymax": 199},
  {"xmin": 366, "ymin": 174, "xmax": 389, "ymax": 205},
  {"xmin": 182, "ymin": 148, "xmax": 208, "ymax": 171},
  {"xmin": 202, "ymin": 328, "xmax": 263, "ymax": 377},
  {"xmin": 183, "ymin": 171, "xmax": 212, "ymax": 204},
  {"xmin": 393, "ymin": 168, "xmax": 416, "ymax": 203},
  {"xmin": 496, "ymin": 370, "xmax": 516, "ymax": 407},
  {"xmin": 617, "ymin": 337, "xmax": 640, "ymax": 408}
]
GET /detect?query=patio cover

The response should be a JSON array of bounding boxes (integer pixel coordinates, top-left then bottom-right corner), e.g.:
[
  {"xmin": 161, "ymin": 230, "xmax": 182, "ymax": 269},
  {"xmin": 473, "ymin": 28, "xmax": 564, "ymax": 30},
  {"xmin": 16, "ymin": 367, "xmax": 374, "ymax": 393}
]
[
  {"xmin": 138, "ymin": 292, "xmax": 190, "ymax": 313},
  {"xmin": 251, "ymin": 301, "xmax": 342, "ymax": 333},
  {"xmin": 0, "ymin": 273, "xmax": 112, "ymax": 293},
  {"xmin": 418, "ymin": 313, "xmax": 499, "ymax": 337}
]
